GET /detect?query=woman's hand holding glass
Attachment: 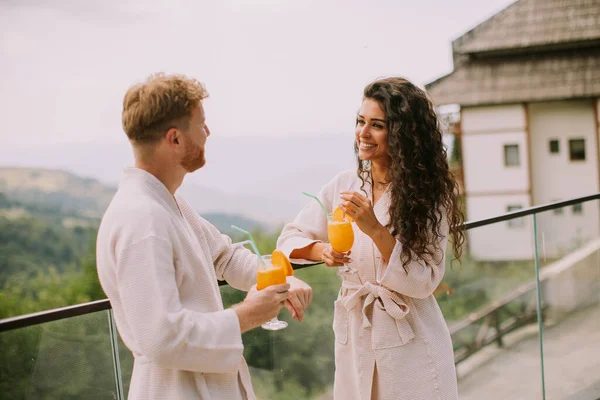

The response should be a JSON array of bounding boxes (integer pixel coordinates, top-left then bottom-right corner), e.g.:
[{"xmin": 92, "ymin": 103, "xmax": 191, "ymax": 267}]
[
  {"xmin": 319, "ymin": 243, "xmax": 352, "ymax": 267},
  {"xmin": 339, "ymin": 191, "xmax": 382, "ymax": 238}
]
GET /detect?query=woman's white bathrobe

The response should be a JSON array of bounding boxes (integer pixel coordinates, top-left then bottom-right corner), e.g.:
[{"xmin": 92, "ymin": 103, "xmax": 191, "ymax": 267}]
[
  {"xmin": 277, "ymin": 170, "xmax": 458, "ymax": 400},
  {"xmin": 96, "ymin": 168, "xmax": 258, "ymax": 400}
]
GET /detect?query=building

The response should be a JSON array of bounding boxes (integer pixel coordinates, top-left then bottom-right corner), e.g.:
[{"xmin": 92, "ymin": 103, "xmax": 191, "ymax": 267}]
[{"xmin": 426, "ymin": 0, "xmax": 600, "ymax": 261}]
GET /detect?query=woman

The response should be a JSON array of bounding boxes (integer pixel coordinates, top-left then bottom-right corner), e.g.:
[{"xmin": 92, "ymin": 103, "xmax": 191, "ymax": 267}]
[{"xmin": 277, "ymin": 77, "xmax": 464, "ymax": 400}]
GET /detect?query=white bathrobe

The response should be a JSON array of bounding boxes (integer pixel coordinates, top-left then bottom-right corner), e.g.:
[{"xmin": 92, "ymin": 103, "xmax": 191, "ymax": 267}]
[
  {"xmin": 96, "ymin": 167, "xmax": 258, "ymax": 400},
  {"xmin": 277, "ymin": 170, "xmax": 458, "ymax": 400}
]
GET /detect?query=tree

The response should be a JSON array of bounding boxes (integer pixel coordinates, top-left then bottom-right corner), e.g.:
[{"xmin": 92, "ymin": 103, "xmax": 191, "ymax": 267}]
[{"xmin": 450, "ymin": 134, "xmax": 462, "ymax": 166}]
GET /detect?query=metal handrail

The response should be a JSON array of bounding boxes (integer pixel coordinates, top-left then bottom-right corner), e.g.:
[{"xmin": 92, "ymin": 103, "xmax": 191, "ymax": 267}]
[
  {"xmin": 463, "ymin": 193, "xmax": 600, "ymax": 229},
  {"xmin": 1, "ymin": 192, "xmax": 599, "ymax": 333}
]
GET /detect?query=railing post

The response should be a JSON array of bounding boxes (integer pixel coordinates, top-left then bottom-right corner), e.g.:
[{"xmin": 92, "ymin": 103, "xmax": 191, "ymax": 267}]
[
  {"xmin": 492, "ymin": 309, "xmax": 503, "ymax": 348},
  {"xmin": 533, "ymin": 214, "xmax": 547, "ymax": 400},
  {"xmin": 108, "ymin": 309, "xmax": 125, "ymax": 400}
]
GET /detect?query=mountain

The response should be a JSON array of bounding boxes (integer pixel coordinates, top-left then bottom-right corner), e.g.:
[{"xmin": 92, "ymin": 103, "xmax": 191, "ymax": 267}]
[
  {"xmin": 0, "ymin": 134, "xmax": 455, "ymax": 224},
  {"xmin": 0, "ymin": 167, "xmax": 115, "ymax": 220},
  {"xmin": 0, "ymin": 135, "xmax": 357, "ymax": 223},
  {"xmin": 0, "ymin": 167, "xmax": 268, "ymax": 231},
  {"xmin": 0, "ymin": 163, "xmax": 313, "ymax": 226},
  {"xmin": 0, "ymin": 167, "xmax": 274, "ymax": 292}
]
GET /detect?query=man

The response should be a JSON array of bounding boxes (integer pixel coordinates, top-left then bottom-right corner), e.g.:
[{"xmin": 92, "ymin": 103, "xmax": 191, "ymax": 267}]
[{"xmin": 96, "ymin": 73, "xmax": 312, "ymax": 400}]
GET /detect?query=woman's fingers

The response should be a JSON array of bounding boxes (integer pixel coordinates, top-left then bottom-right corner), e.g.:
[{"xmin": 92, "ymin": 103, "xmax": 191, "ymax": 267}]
[
  {"xmin": 322, "ymin": 251, "xmax": 344, "ymax": 267},
  {"xmin": 340, "ymin": 192, "xmax": 371, "ymax": 208},
  {"xmin": 339, "ymin": 204, "xmax": 356, "ymax": 217},
  {"xmin": 330, "ymin": 250, "xmax": 351, "ymax": 264}
]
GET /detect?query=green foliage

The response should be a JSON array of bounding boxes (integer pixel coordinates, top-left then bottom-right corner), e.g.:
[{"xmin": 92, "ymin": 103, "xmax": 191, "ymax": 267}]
[
  {"xmin": 0, "ymin": 264, "xmax": 111, "ymax": 400},
  {"xmin": 450, "ymin": 134, "xmax": 462, "ymax": 165},
  {"xmin": 220, "ymin": 231, "xmax": 340, "ymax": 399},
  {"xmin": 0, "ymin": 192, "xmax": 9, "ymax": 208},
  {"xmin": 0, "ymin": 215, "xmax": 97, "ymax": 290},
  {"xmin": 1, "ymin": 211, "xmax": 541, "ymax": 400},
  {"xmin": 0, "ymin": 171, "xmax": 546, "ymax": 399},
  {"xmin": 437, "ymin": 249, "xmax": 536, "ymax": 327},
  {"xmin": 0, "ymin": 310, "xmax": 119, "ymax": 400}
]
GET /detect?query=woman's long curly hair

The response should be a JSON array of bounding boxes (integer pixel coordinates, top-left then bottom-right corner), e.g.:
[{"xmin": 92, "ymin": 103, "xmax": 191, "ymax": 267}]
[{"xmin": 356, "ymin": 77, "xmax": 464, "ymax": 270}]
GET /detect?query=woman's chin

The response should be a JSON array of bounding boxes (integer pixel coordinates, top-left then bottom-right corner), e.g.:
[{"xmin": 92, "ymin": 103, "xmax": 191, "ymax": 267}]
[{"xmin": 358, "ymin": 150, "xmax": 371, "ymax": 161}]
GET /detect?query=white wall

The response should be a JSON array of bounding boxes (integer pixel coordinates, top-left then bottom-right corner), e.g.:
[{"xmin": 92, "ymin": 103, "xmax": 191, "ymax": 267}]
[
  {"xmin": 528, "ymin": 100, "xmax": 600, "ymax": 259},
  {"xmin": 541, "ymin": 238, "xmax": 600, "ymax": 320},
  {"xmin": 461, "ymin": 104, "xmax": 530, "ymax": 195},
  {"xmin": 535, "ymin": 201, "xmax": 600, "ymax": 259},
  {"xmin": 461, "ymin": 104, "xmax": 533, "ymax": 261},
  {"xmin": 529, "ymin": 100, "xmax": 599, "ymax": 203},
  {"xmin": 462, "ymin": 133, "xmax": 529, "ymax": 193},
  {"xmin": 460, "ymin": 101, "xmax": 600, "ymax": 262},
  {"xmin": 462, "ymin": 105, "xmax": 526, "ymax": 133},
  {"xmin": 467, "ymin": 194, "xmax": 534, "ymax": 261}
]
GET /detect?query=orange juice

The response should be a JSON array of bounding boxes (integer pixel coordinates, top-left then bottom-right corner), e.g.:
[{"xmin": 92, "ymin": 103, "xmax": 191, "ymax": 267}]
[
  {"xmin": 328, "ymin": 220, "xmax": 354, "ymax": 253},
  {"xmin": 256, "ymin": 255, "xmax": 289, "ymax": 330},
  {"xmin": 256, "ymin": 264, "xmax": 286, "ymax": 290}
]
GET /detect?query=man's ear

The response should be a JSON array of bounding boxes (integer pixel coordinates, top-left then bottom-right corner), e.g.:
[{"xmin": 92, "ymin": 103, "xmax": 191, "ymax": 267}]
[{"xmin": 165, "ymin": 128, "xmax": 180, "ymax": 147}]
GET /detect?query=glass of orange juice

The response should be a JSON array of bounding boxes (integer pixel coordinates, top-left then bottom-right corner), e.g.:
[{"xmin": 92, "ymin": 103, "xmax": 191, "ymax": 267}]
[
  {"xmin": 256, "ymin": 255, "xmax": 288, "ymax": 330},
  {"xmin": 328, "ymin": 217, "xmax": 356, "ymax": 275}
]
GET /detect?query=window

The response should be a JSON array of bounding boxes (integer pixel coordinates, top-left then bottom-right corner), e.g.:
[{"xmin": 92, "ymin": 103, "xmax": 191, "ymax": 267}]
[
  {"xmin": 573, "ymin": 203, "xmax": 583, "ymax": 215},
  {"xmin": 504, "ymin": 144, "xmax": 520, "ymax": 167},
  {"xmin": 507, "ymin": 205, "xmax": 524, "ymax": 228},
  {"xmin": 549, "ymin": 139, "xmax": 559, "ymax": 154},
  {"xmin": 569, "ymin": 139, "xmax": 586, "ymax": 161}
]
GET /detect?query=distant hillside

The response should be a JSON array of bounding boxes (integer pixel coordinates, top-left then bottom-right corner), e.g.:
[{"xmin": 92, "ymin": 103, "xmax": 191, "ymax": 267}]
[
  {"xmin": 0, "ymin": 167, "xmax": 268, "ymax": 232},
  {"xmin": 0, "ymin": 167, "xmax": 115, "ymax": 219},
  {"xmin": 0, "ymin": 168, "xmax": 271, "ymax": 289},
  {"xmin": 201, "ymin": 212, "xmax": 271, "ymax": 237},
  {"xmin": 0, "ymin": 135, "xmax": 361, "ymax": 224}
]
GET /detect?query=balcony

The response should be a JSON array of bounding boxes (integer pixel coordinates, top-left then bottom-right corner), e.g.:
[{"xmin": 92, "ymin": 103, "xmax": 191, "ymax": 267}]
[{"xmin": 1, "ymin": 194, "xmax": 599, "ymax": 400}]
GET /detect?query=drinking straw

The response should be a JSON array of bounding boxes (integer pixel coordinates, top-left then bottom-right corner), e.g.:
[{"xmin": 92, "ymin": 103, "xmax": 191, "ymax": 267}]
[
  {"xmin": 302, "ymin": 192, "xmax": 333, "ymax": 221},
  {"xmin": 231, "ymin": 225, "xmax": 265, "ymax": 266}
]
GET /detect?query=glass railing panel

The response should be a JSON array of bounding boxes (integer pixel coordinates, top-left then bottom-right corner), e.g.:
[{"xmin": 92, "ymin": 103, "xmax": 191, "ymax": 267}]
[
  {"xmin": 534, "ymin": 199, "xmax": 600, "ymax": 399},
  {"xmin": 113, "ymin": 319, "xmax": 134, "ymax": 398},
  {"xmin": 221, "ymin": 264, "xmax": 338, "ymax": 400},
  {"xmin": 0, "ymin": 310, "xmax": 119, "ymax": 400},
  {"xmin": 436, "ymin": 212, "xmax": 544, "ymax": 399}
]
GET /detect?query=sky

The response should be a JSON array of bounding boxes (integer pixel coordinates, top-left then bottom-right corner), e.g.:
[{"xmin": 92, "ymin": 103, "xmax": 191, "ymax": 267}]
[
  {"xmin": 0, "ymin": 0, "xmax": 519, "ymax": 221},
  {"xmin": 0, "ymin": 0, "xmax": 516, "ymax": 147}
]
